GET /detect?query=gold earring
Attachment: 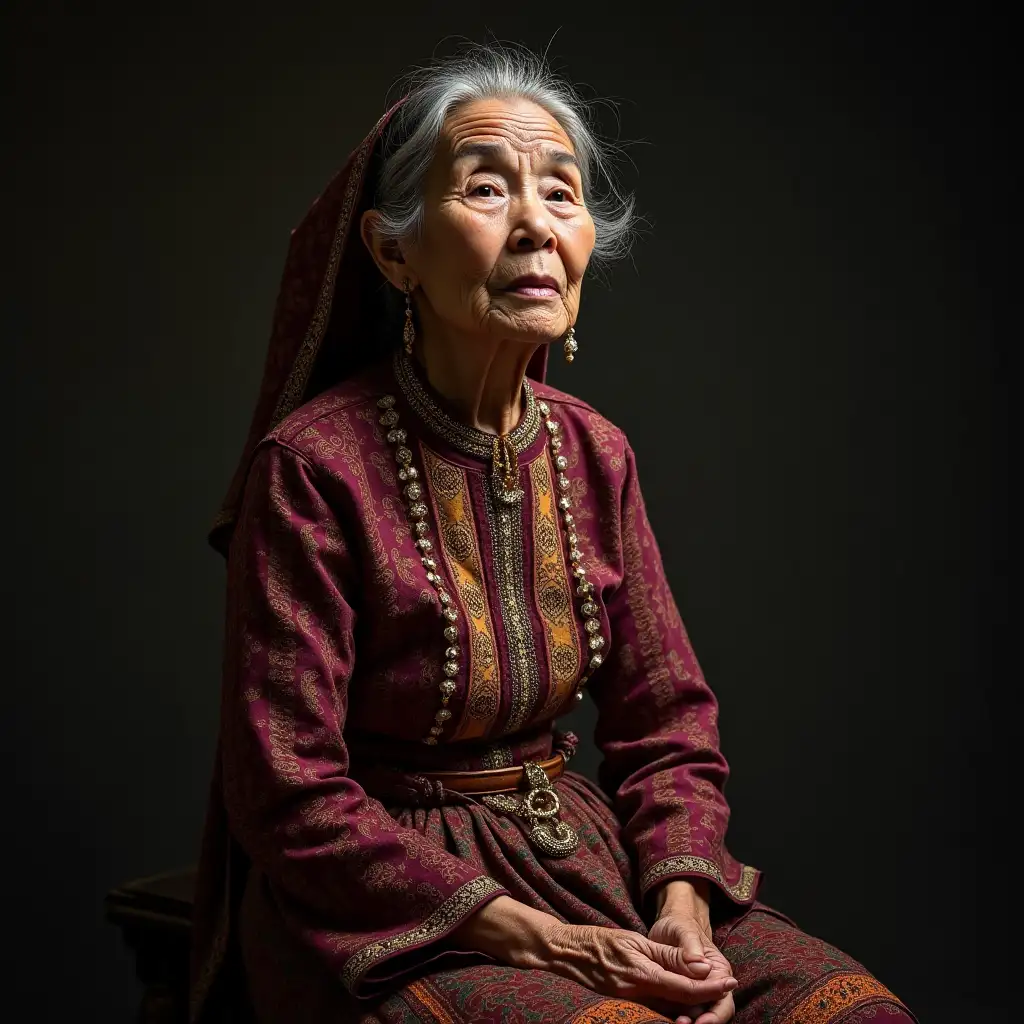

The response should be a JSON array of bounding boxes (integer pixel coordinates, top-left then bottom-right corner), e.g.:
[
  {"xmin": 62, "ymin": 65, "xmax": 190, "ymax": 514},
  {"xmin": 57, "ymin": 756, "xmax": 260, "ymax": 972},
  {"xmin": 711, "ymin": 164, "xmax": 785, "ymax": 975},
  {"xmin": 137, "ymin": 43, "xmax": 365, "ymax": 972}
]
[
  {"xmin": 563, "ymin": 325, "xmax": 578, "ymax": 364},
  {"xmin": 403, "ymin": 281, "xmax": 415, "ymax": 356}
]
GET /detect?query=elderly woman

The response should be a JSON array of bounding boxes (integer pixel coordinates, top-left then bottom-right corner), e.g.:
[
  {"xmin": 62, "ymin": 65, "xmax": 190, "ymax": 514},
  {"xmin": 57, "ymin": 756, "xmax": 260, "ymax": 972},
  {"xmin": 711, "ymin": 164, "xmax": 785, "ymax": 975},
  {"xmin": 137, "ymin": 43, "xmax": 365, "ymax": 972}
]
[{"xmin": 191, "ymin": 48, "xmax": 915, "ymax": 1024}]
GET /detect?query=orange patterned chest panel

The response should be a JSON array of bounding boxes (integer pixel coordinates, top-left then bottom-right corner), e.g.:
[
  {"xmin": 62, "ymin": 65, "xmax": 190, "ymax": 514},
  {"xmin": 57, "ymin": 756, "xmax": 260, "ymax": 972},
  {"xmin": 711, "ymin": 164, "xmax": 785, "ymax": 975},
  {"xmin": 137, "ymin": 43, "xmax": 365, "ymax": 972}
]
[
  {"xmin": 421, "ymin": 446, "xmax": 501, "ymax": 739},
  {"xmin": 530, "ymin": 454, "xmax": 583, "ymax": 714}
]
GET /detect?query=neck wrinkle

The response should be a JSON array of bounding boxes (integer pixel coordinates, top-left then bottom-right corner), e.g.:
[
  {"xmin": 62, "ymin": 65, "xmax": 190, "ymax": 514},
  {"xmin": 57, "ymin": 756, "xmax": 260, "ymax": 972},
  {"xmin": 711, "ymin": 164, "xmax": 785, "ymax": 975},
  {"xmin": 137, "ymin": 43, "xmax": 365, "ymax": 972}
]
[
  {"xmin": 415, "ymin": 325, "xmax": 541, "ymax": 438},
  {"xmin": 393, "ymin": 351, "xmax": 542, "ymax": 465}
]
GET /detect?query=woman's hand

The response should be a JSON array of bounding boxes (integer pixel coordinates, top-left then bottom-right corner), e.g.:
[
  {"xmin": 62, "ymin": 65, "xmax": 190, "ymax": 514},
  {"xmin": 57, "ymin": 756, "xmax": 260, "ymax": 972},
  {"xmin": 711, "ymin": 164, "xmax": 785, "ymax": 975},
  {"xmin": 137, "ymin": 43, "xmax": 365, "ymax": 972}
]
[
  {"xmin": 647, "ymin": 880, "xmax": 736, "ymax": 1024},
  {"xmin": 540, "ymin": 921, "xmax": 738, "ymax": 1011},
  {"xmin": 450, "ymin": 895, "xmax": 736, "ymax": 1011}
]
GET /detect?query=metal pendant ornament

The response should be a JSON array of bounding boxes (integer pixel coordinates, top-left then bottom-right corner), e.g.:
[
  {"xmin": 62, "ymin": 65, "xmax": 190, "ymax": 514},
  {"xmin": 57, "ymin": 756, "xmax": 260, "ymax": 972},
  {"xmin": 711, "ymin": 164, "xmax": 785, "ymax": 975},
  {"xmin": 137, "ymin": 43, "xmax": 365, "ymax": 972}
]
[
  {"xmin": 563, "ymin": 325, "xmax": 578, "ymax": 364},
  {"xmin": 491, "ymin": 434, "xmax": 523, "ymax": 504},
  {"xmin": 403, "ymin": 280, "xmax": 415, "ymax": 356},
  {"xmin": 483, "ymin": 762, "xmax": 580, "ymax": 857}
]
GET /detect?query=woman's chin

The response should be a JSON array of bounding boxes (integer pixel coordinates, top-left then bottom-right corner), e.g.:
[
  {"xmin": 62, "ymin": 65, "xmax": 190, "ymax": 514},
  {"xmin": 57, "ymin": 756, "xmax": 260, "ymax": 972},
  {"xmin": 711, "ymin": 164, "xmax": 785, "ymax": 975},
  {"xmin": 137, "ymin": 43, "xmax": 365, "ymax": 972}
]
[
  {"xmin": 487, "ymin": 312, "xmax": 568, "ymax": 346},
  {"xmin": 500, "ymin": 331, "xmax": 563, "ymax": 349}
]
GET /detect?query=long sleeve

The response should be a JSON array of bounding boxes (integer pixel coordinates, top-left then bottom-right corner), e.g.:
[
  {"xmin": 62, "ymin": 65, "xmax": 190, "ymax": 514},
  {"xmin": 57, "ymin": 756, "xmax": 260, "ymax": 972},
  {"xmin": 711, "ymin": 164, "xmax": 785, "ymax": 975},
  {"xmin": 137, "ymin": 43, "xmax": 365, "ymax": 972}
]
[
  {"xmin": 220, "ymin": 442, "xmax": 506, "ymax": 997},
  {"xmin": 589, "ymin": 442, "xmax": 759, "ymax": 909}
]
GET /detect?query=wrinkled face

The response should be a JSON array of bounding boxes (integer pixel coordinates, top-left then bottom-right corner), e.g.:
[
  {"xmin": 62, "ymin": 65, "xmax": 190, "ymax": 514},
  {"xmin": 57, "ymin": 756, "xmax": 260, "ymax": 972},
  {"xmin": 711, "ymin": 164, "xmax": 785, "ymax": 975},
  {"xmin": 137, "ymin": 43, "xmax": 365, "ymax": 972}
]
[{"xmin": 404, "ymin": 97, "xmax": 597, "ymax": 346}]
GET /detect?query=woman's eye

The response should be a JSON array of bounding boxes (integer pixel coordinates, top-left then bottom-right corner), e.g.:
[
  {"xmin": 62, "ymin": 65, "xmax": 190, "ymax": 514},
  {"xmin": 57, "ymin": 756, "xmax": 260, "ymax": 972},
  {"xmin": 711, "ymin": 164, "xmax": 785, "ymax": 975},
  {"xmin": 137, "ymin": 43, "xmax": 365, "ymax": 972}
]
[
  {"xmin": 472, "ymin": 184, "xmax": 497, "ymax": 197},
  {"xmin": 548, "ymin": 189, "xmax": 570, "ymax": 203}
]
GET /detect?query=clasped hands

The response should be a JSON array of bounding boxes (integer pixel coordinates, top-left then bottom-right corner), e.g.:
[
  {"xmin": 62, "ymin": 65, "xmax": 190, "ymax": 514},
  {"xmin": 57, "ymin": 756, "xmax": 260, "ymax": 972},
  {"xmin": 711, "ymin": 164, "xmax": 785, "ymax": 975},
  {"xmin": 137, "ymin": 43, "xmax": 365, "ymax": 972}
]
[
  {"xmin": 644, "ymin": 879, "xmax": 736, "ymax": 1024},
  {"xmin": 452, "ymin": 879, "xmax": 735, "ymax": 1024}
]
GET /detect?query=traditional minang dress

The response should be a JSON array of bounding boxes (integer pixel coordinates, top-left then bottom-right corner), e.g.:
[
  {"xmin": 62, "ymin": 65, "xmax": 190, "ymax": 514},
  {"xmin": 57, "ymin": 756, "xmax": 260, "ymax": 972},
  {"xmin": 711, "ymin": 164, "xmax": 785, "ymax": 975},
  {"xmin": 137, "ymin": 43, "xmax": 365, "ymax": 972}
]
[{"xmin": 190, "ymin": 105, "xmax": 915, "ymax": 1024}]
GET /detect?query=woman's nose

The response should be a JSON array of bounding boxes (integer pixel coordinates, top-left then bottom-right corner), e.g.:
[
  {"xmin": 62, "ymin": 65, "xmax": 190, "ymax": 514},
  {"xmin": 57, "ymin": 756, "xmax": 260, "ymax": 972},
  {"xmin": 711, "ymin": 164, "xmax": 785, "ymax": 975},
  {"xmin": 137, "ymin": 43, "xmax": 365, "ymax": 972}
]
[{"xmin": 507, "ymin": 198, "xmax": 556, "ymax": 252}]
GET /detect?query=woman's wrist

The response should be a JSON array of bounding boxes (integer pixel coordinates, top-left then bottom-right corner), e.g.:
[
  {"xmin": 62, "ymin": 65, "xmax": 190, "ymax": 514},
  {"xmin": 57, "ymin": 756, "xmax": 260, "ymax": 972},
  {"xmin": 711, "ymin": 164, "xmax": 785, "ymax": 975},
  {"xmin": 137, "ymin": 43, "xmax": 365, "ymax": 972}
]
[
  {"xmin": 654, "ymin": 878, "xmax": 712, "ymax": 917},
  {"xmin": 449, "ymin": 894, "xmax": 561, "ymax": 969}
]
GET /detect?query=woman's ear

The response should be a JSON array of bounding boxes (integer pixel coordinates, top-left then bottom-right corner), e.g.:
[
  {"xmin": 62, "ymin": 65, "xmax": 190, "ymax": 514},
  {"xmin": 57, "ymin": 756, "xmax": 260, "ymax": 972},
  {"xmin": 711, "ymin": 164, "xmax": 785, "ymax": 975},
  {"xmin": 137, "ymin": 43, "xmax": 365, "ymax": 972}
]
[{"xmin": 360, "ymin": 210, "xmax": 417, "ymax": 291}]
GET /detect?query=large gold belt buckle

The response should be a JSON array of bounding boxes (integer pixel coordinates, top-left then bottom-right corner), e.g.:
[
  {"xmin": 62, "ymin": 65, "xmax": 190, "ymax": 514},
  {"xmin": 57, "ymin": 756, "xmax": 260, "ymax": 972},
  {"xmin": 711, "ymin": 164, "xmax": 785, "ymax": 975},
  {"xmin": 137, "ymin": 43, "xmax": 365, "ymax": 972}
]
[{"xmin": 483, "ymin": 761, "xmax": 579, "ymax": 858}]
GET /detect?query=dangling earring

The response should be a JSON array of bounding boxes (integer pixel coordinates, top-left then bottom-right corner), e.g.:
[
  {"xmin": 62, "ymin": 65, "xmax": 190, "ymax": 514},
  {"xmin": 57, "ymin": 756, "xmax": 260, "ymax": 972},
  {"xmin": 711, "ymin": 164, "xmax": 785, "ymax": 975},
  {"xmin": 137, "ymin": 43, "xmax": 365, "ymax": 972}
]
[
  {"xmin": 402, "ymin": 280, "xmax": 415, "ymax": 356},
  {"xmin": 563, "ymin": 325, "xmax": 578, "ymax": 364}
]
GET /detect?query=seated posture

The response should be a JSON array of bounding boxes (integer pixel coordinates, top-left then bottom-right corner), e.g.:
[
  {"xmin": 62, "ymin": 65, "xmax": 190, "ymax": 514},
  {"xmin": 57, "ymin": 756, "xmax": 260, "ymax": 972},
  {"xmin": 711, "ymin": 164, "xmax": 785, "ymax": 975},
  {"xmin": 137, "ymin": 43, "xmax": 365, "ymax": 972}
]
[{"xmin": 191, "ymin": 46, "xmax": 915, "ymax": 1024}]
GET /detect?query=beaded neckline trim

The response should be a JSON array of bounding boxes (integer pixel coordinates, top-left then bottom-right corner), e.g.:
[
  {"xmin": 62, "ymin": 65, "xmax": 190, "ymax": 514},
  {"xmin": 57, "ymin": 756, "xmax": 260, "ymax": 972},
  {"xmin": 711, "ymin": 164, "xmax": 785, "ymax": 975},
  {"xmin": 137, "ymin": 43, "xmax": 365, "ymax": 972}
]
[{"xmin": 393, "ymin": 352, "xmax": 541, "ymax": 461}]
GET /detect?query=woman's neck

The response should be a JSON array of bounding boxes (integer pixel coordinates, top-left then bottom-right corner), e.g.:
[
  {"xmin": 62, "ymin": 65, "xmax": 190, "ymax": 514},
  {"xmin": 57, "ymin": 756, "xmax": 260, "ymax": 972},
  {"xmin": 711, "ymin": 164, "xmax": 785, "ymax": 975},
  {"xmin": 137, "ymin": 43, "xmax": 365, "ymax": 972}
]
[{"xmin": 415, "ymin": 329, "xmax": 539, "ymax": 437}]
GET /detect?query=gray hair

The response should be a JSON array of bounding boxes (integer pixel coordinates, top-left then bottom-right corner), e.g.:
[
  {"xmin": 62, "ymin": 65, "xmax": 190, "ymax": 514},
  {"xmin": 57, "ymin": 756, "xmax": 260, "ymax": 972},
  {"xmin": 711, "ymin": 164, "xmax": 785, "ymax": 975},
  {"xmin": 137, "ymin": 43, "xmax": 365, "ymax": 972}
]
[{"xmin": 373, "ymin": 44, "xmax": 636, "ymax": 269}]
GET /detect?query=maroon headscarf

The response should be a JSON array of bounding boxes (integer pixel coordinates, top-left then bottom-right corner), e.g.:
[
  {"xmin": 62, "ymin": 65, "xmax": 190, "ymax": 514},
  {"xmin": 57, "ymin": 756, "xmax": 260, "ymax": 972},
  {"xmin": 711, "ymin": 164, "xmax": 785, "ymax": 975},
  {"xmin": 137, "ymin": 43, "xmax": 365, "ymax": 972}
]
[{"xmin": 210, "ymin": 100, "xmax": 549, "ymax": 556}]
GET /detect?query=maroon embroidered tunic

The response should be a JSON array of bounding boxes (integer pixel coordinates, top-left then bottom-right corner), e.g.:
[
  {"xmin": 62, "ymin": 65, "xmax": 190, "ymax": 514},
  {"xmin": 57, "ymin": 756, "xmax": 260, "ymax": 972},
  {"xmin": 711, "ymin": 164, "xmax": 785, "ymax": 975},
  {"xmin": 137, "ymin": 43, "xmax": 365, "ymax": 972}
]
[
  {"xmin": 190, "ymin": 102, "xmax": 914, "ymax": 1024},
  {"xmin": 214, "ymin": 353, "xmax": 757, "ymax": 1002}
]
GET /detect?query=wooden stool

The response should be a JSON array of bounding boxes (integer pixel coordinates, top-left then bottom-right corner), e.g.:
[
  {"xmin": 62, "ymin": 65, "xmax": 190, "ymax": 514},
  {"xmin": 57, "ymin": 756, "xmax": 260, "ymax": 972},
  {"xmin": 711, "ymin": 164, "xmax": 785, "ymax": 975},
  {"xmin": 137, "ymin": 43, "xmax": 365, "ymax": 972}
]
[{"xmin": 106, "ymin": 867, "xmax": 195, "ymax": 1024}]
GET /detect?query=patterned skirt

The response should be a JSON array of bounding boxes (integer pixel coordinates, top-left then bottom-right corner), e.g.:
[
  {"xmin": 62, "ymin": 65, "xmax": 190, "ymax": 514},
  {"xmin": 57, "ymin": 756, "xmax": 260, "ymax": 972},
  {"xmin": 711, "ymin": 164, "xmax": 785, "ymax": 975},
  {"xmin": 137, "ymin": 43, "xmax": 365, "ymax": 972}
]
[{"xmin": 239, "ymin": 773, "xmax": 915, "ymax": 1023}]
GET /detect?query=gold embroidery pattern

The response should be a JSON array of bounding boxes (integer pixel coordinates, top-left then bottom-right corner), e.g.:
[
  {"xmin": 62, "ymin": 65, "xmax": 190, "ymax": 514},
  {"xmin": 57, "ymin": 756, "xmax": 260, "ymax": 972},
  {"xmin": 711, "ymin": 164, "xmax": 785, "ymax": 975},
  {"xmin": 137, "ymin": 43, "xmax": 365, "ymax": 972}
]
[
  {"xmin": 298, "ymin": 668, "xmax": 323, "ymax": 718},
  {"xmin": 340, "ymin": 876, "xmax": 505, "ymax": 993},
  {"xmin": 263, "ymin": 533, "xmax": 302, "ymax": 786},
  {"xmin": 481, "ymin": 744, "xmax": 514, "ymax": 769},
  {"xmin": 368, "ymin": 449, "xmax": 398, "ymax": 489},
  {"xmin": 621, "ymin": 502, "xmax": 675, "ymax": 708},
  {"xmin": 586, "ymin": 411, "xmax": 626, "ymax": 472},
  {"xmin": 422, "ymin": 446, "xmax": 502, "ymax": 739},
  {"xmin": 390, "ymin": 546, "xmax": 419, "ymax": 588},
  {"xmin": 311, "ymin": 410, "xmax": 400, "ymax": 617},
  {"xmin": 268, "ymin": 117, "xmax": 386, "ymax": 428},
  {"xmin": 650, "ymin": 769, "xmax": 692, "ymax": 854},
  {"xmin": 394, "ymin": 351, "xmax": 540, "ymax": 460},
  {"xmin": 778, "ymin": 973, "xmax": 904, "ymax": 1024},
  {"xmin": 483, "ymin": 480, "xmax": 541, "ymax": 734},
  {"xmin": 641, "ymin": 856, "xmax": 758, "ymax": 902},
  {"xmin": 530, "ymin": 455, "xmax": 583, "ymax": 714},
  {"xmin": 570, "ymin": 999, "xmax": 674, "ymax": 1024}
]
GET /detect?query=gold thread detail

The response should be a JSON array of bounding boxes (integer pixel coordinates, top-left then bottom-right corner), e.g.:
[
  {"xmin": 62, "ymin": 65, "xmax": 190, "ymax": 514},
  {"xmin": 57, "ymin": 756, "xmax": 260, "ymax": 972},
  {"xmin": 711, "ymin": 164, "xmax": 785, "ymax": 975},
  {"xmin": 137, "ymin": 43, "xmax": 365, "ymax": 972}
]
[
  {"xmin": 339, "ymin": 876, "xmax": 504, "ymax": 992},
  {"xmin": 481, "ymin": 744, "xmax": 514, "ymax": 769},
  {"xmin": 568, "ymin": 999, "xmax": 673, "ymax": 1024},
  {"xmin": 305, "ymin": 414, "xmax": 400, "ymax": 618},
  {"xmin": 621, "ymin": 500, "xmax": 674, "ymax": 707},
  {"xmin": 640, "ymin": 856, "xmax": 759, "ymax": 902},
  {"xmin": 483, "ymin": 479, "xmax": 541, "ymax": 734},
  {"xmin": 777, "ymin": 972, "xmax": 906, "ymax": 1024},
  {"xmin": 531, "ymin": 455, "xmax": 583, "ymax": 714},
  {"xmin": 422, "ymin": 446, "xmax": 501, "ymax": 739},
  {"xmin": 394, "ymin": 351, "xmax": 540, "ymax": 460}
]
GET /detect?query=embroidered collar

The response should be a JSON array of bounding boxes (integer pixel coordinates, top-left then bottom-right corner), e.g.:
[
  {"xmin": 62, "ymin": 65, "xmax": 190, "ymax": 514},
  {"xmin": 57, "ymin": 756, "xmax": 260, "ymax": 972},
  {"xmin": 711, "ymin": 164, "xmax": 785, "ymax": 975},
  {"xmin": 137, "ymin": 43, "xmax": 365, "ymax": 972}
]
[{"xmin": 393, "ymin": 351, "xmax": 541, "ymax": 461}]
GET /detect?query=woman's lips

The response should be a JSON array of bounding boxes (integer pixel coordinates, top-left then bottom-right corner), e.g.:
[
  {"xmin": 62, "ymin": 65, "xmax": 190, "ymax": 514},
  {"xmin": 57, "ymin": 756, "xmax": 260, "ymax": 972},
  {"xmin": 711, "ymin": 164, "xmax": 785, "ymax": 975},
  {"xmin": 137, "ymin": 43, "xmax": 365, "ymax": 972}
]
[
  {"xmin": 507, "ymin": 285, "xmax": 559, "ymax": 298},
  {"xmin": 504, "ymin": 276, "xmax": 560, "ymax": 299}
]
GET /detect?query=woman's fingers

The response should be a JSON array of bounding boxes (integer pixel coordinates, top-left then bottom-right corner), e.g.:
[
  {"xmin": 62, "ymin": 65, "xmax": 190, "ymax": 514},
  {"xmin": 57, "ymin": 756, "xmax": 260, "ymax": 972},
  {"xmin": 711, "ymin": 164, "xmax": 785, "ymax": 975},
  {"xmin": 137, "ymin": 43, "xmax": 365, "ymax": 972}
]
[
  {"xmin": 677, "ymin": 926, "xmax": 710, "ymax": 966},
  {"xmin": 645, "ymin": 937, "xmax": 717, "ymax": 983},
  {"xmin": 648, "ymin": 914, "xmax": 710, "ymax": 968},
  {"xmin": 636, "ymin": 935, "xmax": 736, "ymax": 1018},
  {"xmin": 693, "ymin": 991, "xmax": 736, "ymax": 1024},
  {"xmin": 567, "ymin": 927, "xmax": 735, "ymax": 1010},
  {"xmin": 644, "ymin": 960, "xmax": 737, "ymax": 1005}
]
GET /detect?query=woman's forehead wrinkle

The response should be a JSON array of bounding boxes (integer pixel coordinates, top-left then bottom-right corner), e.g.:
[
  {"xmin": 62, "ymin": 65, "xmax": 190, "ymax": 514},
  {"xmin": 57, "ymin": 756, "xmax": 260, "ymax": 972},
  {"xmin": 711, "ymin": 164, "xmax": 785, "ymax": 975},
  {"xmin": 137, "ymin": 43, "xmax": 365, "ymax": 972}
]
[{"xmin": 443, "ymin": 109, "xmax": 576, "ymax": 157}]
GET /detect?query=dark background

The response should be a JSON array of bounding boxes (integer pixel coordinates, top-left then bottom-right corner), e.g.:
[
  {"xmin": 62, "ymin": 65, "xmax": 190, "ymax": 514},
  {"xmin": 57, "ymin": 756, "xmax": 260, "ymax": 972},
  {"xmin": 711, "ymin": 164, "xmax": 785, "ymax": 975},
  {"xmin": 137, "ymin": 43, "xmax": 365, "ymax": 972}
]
[{"xmin": 5, "ymin": 4, "xmax": 1007, "ymax": 1021}]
